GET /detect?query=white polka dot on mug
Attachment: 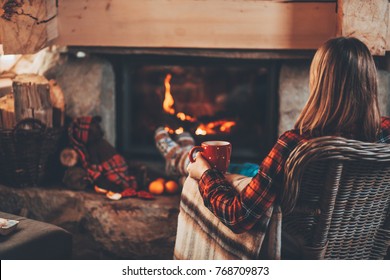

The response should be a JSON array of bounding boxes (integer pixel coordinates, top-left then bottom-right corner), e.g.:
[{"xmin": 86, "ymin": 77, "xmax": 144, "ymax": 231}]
[{"xmin": 189, "ymin": 141, "xmax": 232, "ymax": 173}]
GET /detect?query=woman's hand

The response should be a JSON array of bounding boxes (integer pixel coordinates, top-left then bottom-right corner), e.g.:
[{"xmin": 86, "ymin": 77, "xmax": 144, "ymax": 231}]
[{"xmin": 187, "ymin": 152, "xmax": 211, "ymax": 180}]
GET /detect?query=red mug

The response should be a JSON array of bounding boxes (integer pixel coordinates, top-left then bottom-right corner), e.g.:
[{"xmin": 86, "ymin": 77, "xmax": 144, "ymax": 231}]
[{"xmin": 188, "ymin": 141, "xmax": 232, "ymax": 173}]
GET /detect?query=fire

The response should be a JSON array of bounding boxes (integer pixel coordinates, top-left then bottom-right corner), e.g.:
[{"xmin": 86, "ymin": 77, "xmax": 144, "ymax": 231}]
[
  {"xmin": 175, "ymin": 127, "xmax": 184, "ymax": 134},
  {"xmin": 220, "ymin": 121, "xmax": 236, "ymax": 132},
  {"xmin": 162, "ymin": 73, "xmax": 236, "ymax": 135},
  {"xmin": 195, "ymin": 126, "xmax": 207, "ymax": 136},
  {"xmin": 164, "ymin": 126, "xmax": 184, "ymax": 135},
  {"xmin": 177, "ymin": 112, "xmax": 196, "ymax": 122},
  {"xmin": 163, "ymin": 74, "xmax": 175, "ymax": 115},
  {"xmin": 195, "ymin": 120, "xmax": 236, "ymax": 135},
  {"xmin": 164, "ymin": 126, "xmax": 174, "ymax": 134},
  {"xmin": 163, "ymin": 74, "xmax": 196, "ymax": 122}
]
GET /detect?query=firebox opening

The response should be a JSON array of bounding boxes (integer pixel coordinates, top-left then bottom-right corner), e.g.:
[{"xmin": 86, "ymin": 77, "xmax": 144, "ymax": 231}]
[{"xmin": 109, "ymin": 54, "xmax": 279, "ymax": 165}]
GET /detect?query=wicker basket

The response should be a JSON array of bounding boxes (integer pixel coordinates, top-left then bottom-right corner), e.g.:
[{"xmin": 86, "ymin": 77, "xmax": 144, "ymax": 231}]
[{"xmin": 0, "ymin": 119, "xmax": 63, "ymax": 187}]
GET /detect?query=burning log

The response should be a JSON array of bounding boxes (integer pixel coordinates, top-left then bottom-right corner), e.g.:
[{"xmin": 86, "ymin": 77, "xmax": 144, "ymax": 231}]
[
  {"xmin": 13, "ymin": 74, "xmax": 53, "ymax": 128},
  {"xmin": 162, "ymin": 113, "xmax": 193, "ymax": 132}
]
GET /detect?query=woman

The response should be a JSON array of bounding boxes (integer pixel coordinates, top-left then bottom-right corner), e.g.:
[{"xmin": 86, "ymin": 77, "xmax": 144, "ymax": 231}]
[{"xmin": 185, "ymin": 36, "xmax": 390, "ymax": 236}]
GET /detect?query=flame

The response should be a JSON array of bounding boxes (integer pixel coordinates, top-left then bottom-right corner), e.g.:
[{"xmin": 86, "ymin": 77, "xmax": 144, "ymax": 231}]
[
  {"xmin": 195, "ymin": 120, "xmax": 236, "ymax": 135},
  {"xmin": 164, "ymin": 126, "xmax": 184, "ymax": 135},
  {"xmin": 163, "ymin": 74, "xmax": 175, "ymax": 115},
  {"xmin": 195, "ymin": 126, "xmax": 207, "ymax": 136},
  {"xmin": 220, "ymin": 121, "xmax": 236, "ymax": 132},
  {"xmin": 164, "ymin": 126, "xmax": 174, "ymax": 134},
  {"xmin": 162, "ymin": 73, "xmax": 236, "ymax": 136},
  {"xmin": 176, "ymin": 112, "xmax": 196, "ymax": 122},
  {"xmin": 175, "ymin": 127, "xmax": 184, "ymax": 134},
  {"xmin": 163, "ymin": 74, "xmax": 196, "ymax": 122}
]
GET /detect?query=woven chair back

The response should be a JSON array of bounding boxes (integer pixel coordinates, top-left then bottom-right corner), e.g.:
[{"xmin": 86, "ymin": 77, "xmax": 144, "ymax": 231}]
[{"xmin": 283, "ymin": 136, "xmax": 390, "ymax": 259}]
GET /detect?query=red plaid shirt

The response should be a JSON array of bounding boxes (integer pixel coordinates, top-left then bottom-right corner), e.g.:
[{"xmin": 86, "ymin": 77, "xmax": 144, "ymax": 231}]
[{"xmin": 199, "ymin": 117, "xmax": 390, "ymax": 234}]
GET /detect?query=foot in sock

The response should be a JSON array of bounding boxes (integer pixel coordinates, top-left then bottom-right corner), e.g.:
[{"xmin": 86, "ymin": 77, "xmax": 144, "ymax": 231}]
[
  {"xmin": 155, "ymin": 127, "xmax": 183, "ymax": 177},
  {"xmin": 175, "ymin": 132, "xmax": 195, "ymax": 176},
  {"xmin": 155, "ymin": 127, "xmax": 180, "ymax": 157},
  {"xmin": 175, "ymin": 132, "xmax": 195, "ymax": 149}
]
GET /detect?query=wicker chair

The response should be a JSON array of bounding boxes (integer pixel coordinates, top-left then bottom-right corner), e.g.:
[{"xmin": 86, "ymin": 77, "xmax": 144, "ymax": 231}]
[{"xmin": 282, "ymin": 136, "xmax": 390, "ymax": 259}]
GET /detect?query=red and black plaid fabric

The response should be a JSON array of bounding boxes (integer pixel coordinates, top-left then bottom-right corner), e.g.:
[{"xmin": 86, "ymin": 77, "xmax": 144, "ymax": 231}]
[
  {"xmin": 378, "ymin": 116, "xmax": 390, "ymax": 143},
  {"xmin": 68, "ymin": 116, "xmax": 92, "ymax": 166},
  {"xmin": 70, "ymin": 116, "xmax": 92, "ymax": 145},
  {"xmin": 88, "ymin": 154, "xmax": 135, "ymax": 189},
  {"xmin": 199, "ymin": 116, "xmax": 390, "ymax": 234},
  {"xmin": 68, "ymin": 116, "xmax": 153, "ymax": 199}
]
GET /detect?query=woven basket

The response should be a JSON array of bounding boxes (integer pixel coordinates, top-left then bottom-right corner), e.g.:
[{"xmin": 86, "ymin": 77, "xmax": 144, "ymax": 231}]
[{"xmin": 0, "ymin": 119, "xmax": 63, "ymax": 187}]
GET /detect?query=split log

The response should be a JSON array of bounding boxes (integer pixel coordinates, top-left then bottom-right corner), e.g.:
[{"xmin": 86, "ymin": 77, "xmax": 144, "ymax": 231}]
[
  {"xmin": 0, "ymin": 93, "xmax": 15, "ymax": 129},
  {"xmin": 60, "ymin": 148, "xmax": 78, "ymax": 167},
  {"xmin": 49, "ymin": 79, "xmax": 65, "ymax": 127},
  {"xmin": 0, "ymin": 77, "xmax": 13, "ymax": 97},
  {"xmin": 12, "ymin": 74, "xmax": 53, "ymax": 128}
]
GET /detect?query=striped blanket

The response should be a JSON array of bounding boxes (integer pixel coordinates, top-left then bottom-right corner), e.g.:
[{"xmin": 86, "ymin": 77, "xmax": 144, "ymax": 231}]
[{"xmin": 174, "ymin": 174, "xmax": 282, "ymax": 260}]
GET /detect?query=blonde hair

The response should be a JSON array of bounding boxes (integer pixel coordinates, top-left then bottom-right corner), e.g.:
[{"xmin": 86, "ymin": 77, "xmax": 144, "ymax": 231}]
[{"xmin": 295, "ymin": 37, "xmax": 381, "ymax": 141}]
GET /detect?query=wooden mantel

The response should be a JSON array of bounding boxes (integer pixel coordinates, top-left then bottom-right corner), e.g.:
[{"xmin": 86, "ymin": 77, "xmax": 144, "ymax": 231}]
[
  {"xmin": 55, "ymin": 0, "xmax": 337, "ymax": 51},
  {"xmin": 0, "ymin": 0, "xmax": 389, "ymax": 55}
]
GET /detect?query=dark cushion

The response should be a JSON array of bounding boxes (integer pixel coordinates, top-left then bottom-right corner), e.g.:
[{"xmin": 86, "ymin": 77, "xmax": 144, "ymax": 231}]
[{"xmin": 0, "ymin": 212, "xmax": 72, "ymax": 259}]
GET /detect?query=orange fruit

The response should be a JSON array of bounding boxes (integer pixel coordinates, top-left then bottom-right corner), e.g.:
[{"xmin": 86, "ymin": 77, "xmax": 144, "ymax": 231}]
[
  {"xmin": 148, "ymin": 179, "xmax": 165, "ymax": 195},
  {"xmin": 164, "ymin": 180, "xmax": 179, "ymax": 194}
]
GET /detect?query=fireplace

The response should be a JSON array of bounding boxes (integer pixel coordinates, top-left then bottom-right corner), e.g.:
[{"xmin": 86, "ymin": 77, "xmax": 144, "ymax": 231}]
[
  {"xmin": 3, "ymin": 46, "xmax": 389, "ymax": 260},
  {"xmin": 108, "ymin": 54, "xmax": 280, "ymax": 163}
]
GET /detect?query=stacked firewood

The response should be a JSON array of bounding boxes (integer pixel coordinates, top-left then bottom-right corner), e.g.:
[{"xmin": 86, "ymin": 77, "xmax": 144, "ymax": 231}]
[
  {"xmin": 0, "ymin": 94, "xmax": 15, "ymax": 129},
  {"xmin": 0, "ymin": 74, "xmax": 65, "ymax": 129}
]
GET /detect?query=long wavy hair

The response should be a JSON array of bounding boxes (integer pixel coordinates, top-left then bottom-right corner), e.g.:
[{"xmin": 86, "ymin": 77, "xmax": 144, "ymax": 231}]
[
  {"xmin": 295, "ymin": 37, "xmax": 381, "ymax": 141},
  {"xmin": 282, "ymin": 37, "xmax": 381, "ymax": 213}
]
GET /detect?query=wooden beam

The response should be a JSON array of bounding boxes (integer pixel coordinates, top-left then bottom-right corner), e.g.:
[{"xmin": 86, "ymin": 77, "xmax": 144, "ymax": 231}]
[
  {"xmin": 56, "ymin": 0, "xmax": 337, "ymax": 50},
  {"xmin": 337, "ymin": 0, "xmax": 388, "ymax": 56},
  {"xmin": 0, "ymin": 0, "xmax": 58, "ymax": 54},
  {"xmin": 68, "ymin": 46, "xmax": 316, "ymax": 60}
]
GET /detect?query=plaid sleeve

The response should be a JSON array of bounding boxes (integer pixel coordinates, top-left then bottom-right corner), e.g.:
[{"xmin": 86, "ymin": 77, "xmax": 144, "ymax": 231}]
[
  {"xmin": 378, "ymin": 116, "xmax": 390, "ymax": 143},
  {"xmin": 198, "ymin": 130, "xmax": 305, "ymax": 233}
]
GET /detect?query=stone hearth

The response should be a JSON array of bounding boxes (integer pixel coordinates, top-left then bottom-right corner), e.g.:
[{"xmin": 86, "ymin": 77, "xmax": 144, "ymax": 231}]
[{"xmin": 0, "ymin": 184, "xmax": 180, "ymax": 259}]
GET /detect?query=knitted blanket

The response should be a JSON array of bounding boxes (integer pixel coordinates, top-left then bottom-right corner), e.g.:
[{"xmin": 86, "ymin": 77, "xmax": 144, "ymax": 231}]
[{"xmin": 174, "ymin": 174, "xmax": 282, "ymax": 260}]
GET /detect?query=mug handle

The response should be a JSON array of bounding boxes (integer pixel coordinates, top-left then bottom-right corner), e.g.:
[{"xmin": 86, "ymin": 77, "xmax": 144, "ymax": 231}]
[{"xmin": 188, "ymin": 146, "xmax": 203, "ymax": 163}]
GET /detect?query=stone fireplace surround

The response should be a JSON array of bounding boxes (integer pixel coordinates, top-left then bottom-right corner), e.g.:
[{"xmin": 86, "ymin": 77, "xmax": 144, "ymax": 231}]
[{"xmin": 1, "ymin": 47, "xmax": 389, "ymax": 259}]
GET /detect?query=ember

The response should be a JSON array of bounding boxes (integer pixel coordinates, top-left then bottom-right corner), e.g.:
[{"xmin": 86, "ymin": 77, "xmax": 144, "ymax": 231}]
[
  {"xmin": 195, "ymin": 120, "xmax": 236, "ymax": 135},
  {"xmin": 164, "ymin": 126, "xmax": 184, "ymax": 135}
]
